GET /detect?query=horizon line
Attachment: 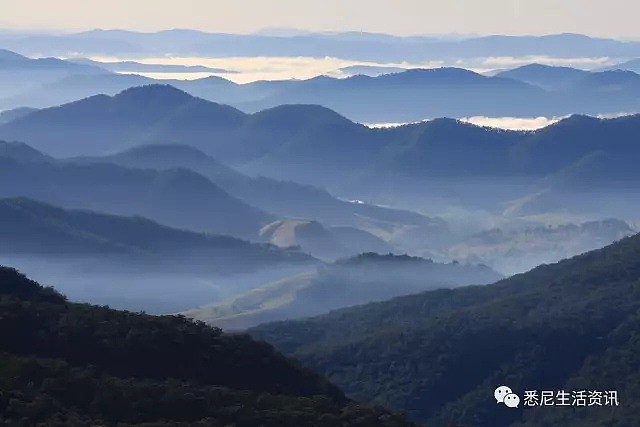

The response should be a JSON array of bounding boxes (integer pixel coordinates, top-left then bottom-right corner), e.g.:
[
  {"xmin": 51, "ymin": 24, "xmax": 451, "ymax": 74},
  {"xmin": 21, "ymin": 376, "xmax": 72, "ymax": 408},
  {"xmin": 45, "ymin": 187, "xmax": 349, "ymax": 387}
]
[{"xmin": 1, "ymin": 26, "xmax": 639, "ymax": 42}]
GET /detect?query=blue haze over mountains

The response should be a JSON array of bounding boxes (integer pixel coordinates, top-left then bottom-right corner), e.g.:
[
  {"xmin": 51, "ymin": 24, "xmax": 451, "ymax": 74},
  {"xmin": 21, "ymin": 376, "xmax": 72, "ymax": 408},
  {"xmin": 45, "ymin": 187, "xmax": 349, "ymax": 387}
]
[
  {"xmin": 2, "ymin": 85, "xmax": 639, "ymax": 214},
  {"xmin": 2, "ymin": 26, "xmax": 640, "ymax": 427},
  {"xmin": 4, "ymin": 30, "xmax": 640, "ymax": 61},
  {"xmin": 3, "ymin": 45, "xmax": 640, "ymax": 122}
]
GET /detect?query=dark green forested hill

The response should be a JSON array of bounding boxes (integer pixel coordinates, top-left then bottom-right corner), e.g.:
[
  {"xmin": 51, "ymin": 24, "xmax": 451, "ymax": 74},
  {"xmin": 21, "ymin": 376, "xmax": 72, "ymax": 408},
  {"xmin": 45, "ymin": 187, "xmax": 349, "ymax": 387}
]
[
  {"xmin": 251, "ymin": 234, "xmax": 640, "ymax": 426},
  {"xmin": 0, "ymin": 266, "xmax": 417, "ymax": 426}
]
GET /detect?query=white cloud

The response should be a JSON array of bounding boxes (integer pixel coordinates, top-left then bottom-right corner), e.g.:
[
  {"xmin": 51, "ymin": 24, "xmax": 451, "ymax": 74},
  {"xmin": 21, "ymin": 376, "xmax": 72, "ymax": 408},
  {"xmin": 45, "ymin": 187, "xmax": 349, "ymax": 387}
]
[
  {"xmin": 479, "ymin": 55, "xmax": 613, "ymax": 70},
  {"xmin": 459, "ymin": 116, "xmax": 565, "ymax": 130},
  {"xmin": 365, "ymin": 116, "xmax": 564, "ymax": 131}
]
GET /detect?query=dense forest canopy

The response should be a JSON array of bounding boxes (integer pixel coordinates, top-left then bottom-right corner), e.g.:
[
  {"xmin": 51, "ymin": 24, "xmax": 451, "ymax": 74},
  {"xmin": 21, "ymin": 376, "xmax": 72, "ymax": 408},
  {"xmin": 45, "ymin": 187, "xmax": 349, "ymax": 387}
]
[
  {"xmin": 0, "ymin": 266, "xmax": 416, "ymax": 426},
  {"xmin": 251, "ymin": 233, "xmax": 640, "ymax": 426}
]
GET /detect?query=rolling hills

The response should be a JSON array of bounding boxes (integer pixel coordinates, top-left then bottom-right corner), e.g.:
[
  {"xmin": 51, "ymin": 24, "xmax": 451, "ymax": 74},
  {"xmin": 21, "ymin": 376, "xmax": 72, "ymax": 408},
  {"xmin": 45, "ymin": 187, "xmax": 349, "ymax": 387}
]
[{"xmin": 251, "ymin": 233, "xmax": 640, "ymax": 426}]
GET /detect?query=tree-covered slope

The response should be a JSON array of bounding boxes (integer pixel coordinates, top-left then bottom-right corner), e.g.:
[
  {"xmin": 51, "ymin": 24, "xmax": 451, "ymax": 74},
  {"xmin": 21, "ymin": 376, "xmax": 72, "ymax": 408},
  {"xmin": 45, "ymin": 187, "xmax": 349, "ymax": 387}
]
[
  {"xmin": 0, "ymin": 146, "xmax": 274, "ymax": 240},
  {"xmin": 0, "ymin": 266, "xmax": 416, "ymax": 426},
  {"xmin": 251, "ymin": 234, "xmax": 640, "ymax": 426},
  {"xmin": 4, "ymin": 85, "xmax": 640, "ymax": 188},
  {"xmin": 78, "ymin": 143, "xmax": 442, "ymax": 233},
  {"xmin": 0, "ymin": 197, "xmax": 313, "ymax": 270}
]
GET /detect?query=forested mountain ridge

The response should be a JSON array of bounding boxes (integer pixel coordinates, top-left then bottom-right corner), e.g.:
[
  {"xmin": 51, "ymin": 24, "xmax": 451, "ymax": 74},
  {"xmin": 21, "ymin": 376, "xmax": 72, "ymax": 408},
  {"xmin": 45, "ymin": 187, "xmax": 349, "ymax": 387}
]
[
  {"xmin": 4, "ymin": 86, "xmax": 640, "ymax": 221},
  {"xmin": 5, "ymin": 52, "xmax": 640, "ymax": 121},
  {"xmin": 74, "ymin": 143, "xmax": 444, "ymax": 233},
  {"xmin": 251, "ymin": 234, "xmax": 640, "ymax": 426},
  {"xmin": 0, "ymin": 142, "xmax": 274, "ymax": 239},
  {"xmin": 0, "ymin": 197, "xmax": 313, "ymax": 268},
  {"xmin": 0, "ymin": 197, "xmax": 318, "ymax": 313},
  {"xmin": 4, "ymin": 84, "xmax": 639, "ymax": 188},
  {"xmin": 0, "ymin": 266, "xmax": 417, "ymax": 426}
]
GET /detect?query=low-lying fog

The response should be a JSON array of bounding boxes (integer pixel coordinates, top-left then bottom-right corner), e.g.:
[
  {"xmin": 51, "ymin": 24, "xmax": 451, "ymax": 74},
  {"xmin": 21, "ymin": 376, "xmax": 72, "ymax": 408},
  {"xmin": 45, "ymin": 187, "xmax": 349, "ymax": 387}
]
[
  {"xmin": 1, "ymin": 255, "xmax": 312, "ymax": 314},
  {"xmin": 82, "ymin": 54, "xmax": 618, "ymax": 83},
  {"xmin": 366, "ymin": 113, "xmax": 638, "ymax": 131}
]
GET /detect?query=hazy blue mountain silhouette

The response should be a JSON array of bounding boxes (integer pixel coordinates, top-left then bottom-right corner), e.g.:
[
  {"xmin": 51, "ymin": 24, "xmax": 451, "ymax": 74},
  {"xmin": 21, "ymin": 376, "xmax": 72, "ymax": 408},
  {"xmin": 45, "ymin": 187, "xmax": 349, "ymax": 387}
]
[
  {"xmin": 3, "ymin": 85, "xmax": 640, "ymax": 210},
  {"xmin": 0, "ymin": 141, "xmax": 273, "ymax": 239},
  {"xmin": 0, "ymin": 197, "xmax": 313, "ymax": 268},
  {"xmin": 69, "ymin": 57, "xmax": 234, "ymax": 74},
  {"xmin": 4, "ymin": 61, "xmax": 640, "ymax": 121},
  {"xmin": 598, "ymin": 58, "xmax": 640, "ymax": 73},
  {"xmin": 4, "ymin": 30, "xmax": 640, "ymax": 62},
  {"xmin": 0, "ymin": 85, "xmax": 245, "ymax": 156},
  {"xmin": 76, "ymin": 144, "xmax": 441, "ymax": 232},
  {"xmin": 236, "ymin": 68, "xmax": 548, "ymax": 121},
  {"xmin": 0, "ymin": 48, "xmax": 108, "ymax": 103},
  {"xmin": 0, "ymin": 107, "xmax": 38, "ymax": 124},
  {"xmin": 1, "ymin": 72, "xmax": 155, "ymax": 110},
  {"xmin": 0, "ymin": 48, "xmax": 104, "ymax": 73},
  {"xmin": 495, "ymin": 63, "xmax": 590, "ymax": 90}
]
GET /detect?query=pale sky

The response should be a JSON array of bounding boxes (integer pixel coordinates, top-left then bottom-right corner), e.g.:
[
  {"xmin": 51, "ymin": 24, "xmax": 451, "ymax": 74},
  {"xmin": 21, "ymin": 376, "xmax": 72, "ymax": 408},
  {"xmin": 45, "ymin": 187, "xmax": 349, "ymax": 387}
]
[{"xmin": 0, "ymin": 0, "xmax": 638, "ymax": 38}]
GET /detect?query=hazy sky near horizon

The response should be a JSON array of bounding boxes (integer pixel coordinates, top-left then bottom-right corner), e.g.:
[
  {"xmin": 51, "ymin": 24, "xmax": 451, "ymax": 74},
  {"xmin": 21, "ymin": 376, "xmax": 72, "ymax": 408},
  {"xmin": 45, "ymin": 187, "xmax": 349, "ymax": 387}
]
[{"xmin": 1, "ymin": 0, "xmax": 638, "ymax": 38}]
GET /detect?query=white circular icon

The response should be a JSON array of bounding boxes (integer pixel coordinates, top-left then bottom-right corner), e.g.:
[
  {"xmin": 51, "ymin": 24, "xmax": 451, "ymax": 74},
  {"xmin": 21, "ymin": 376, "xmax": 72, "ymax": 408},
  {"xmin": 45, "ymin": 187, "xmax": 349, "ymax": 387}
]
[
  {"xmin": 494, "ymin": 385, "xmax": 513, "ymax": 403},
  {"xmin": 504, "ymin": 393, "xmax": 520, "ymax": 408}
]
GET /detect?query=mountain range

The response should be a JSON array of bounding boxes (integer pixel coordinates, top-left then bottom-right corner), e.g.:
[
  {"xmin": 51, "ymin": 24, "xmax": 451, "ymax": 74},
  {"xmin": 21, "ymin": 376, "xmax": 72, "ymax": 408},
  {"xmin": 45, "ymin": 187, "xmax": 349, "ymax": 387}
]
[
  {"xmin": 251, "ymin": 233, "xmax": 640, "ymax": 426},
  {"xmin": 2, "ymin": 85, "xmax": 639, "ymax": 219},
  {"xmin": 68, "ymin": 57, "xmax": 235, "ymax": 74},
  {"xmin": 0, "ymin": 58, "xmax": 640, "ymax": 123},
  {"xmin": 0, "ymin": 48, "xmax": 108, "ymax": 102},
  {"xmin": 3, "ymin": 27, "xmax": 640, "ymax": 427},
  {"xmin": 77, "ymin": 144, "xmax": 442, "ymax": 227},
  {"xmin": 0, "ymin": 197, "xmax": 311, "ymax": 267},
  {"xmin": 0, "ymin": 139, "xmax": 273, "ymax": 239},
  {"xmin": 0, "ymin": 138, "xmax": 446, "ymax": 258},
  {"xmin": 4, "ymin": 49, "xmax": 640, "ymax": 121},
  {"xmin": 3, "ymin": 30, "xmax": 640, "ymax": 62}
]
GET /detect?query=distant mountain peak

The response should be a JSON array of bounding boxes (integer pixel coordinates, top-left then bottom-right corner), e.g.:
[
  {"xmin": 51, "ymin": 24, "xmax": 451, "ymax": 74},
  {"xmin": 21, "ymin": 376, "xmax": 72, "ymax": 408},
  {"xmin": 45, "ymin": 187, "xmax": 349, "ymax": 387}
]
[
  {"xmin": 0, "ymin": 49, "xmax": 28, "ymax": 62},
  {"xmin": 543, "ymin": 114, "xmax": 601, "ymax": 131},
  {"xmin": 510, "ymin": 63, "xmax": 582, "ymax": 71},
  {"xmin": 0, "ymin": 140, "xmax": 52, "ymax": 162},
  {"xmin": 114, "ymin": 84, "xmax": 199, "ymax": 103},
  {"xmin": 384, "ymin": 67, "xmax": 484, "ymax": 81},
  {"xmin": 250, "ymin": 104, "xmax": 357, "ymax": 128}
]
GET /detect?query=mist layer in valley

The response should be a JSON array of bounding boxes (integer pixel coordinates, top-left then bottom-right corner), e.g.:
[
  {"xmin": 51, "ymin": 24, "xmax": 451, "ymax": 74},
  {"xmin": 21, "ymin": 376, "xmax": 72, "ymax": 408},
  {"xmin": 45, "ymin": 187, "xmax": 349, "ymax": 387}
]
[{"xmin": 1, "ymin": 33, "xmax": 639, "ymax": 329}]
